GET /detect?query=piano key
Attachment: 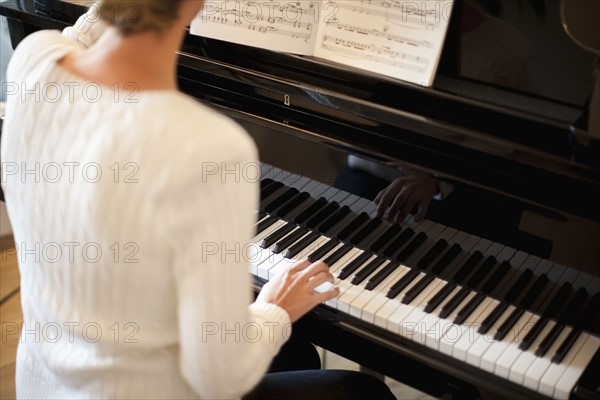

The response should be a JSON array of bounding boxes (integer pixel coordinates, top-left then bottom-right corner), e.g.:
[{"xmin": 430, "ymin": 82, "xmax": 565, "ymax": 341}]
[
  {"xmin": 323, "ymin": 243, "xmax": 353, "ymax": 267},
  {"xmin": 349, "ymin": 218, "xmax": 386, "ymax": 246},
  {"xmin": 262, "ymin": 187, "xmax": 296, "ymax": 212},
  {"xmin": 369, "ymin": 224, "xmax": 403, "ymax": 254},
  {"xmin": 552, "ymin": 293, "xmax": 600, "ymax": 363},
  {"xmin": 294, "ymin": 197, "xmax": 329, "ymax": 224},
  {"xmin": 389, "ymin": 279, "xmax": 446, "ymax": 334},
  {"xmin": 494, "ymin": 274, "xmax": 549, "ymax": 341},
  {"xmin": 402, "ymin": 275, "xmax": 435, "ymax": 304},
  {"xmin": 274, "ymin": 192, "xmax": 311, "ymax": 218},
  {"xmin": 521, "ymin": 282, "xmax": 572, "ymax": 351},
  {"xmin": 523, "ymin": 326, "xmax": 573, "ymax": 393},
  {"xmin": 553, "ymin": 334, "xmax": 600, "ymax": 399},
  {"xmin": 465, "ymin": 255, "xmax": 497, "ymax": 289},
  {"xmin": 452, "ymin": 251, "xmax": 484, "ymax": 283},
  {"xmin": 305, "ymin": 201, "xmax": 340, "ymax": 229},
  {"xmin": 381, "ymin": 228, "xmax": 415, "ymax": 258},
  {"xmin": 308, "ymin": 238, "xmax": 341, "ymax": 263},
  {"xmin": 256, "ymin": 215, "xmax": 279, "ymax": 235},
  {"xmin": 317, "ymin": 206, "xmax": 351, "ymax": 234},
  {"xmin": 284, "ymin": 231, "xmax": 322, "ymax": 259},
  {"xmin": 479, "ymin": 311, "xmax": 536, "ymax": 373},
  {"xmin": 336, "ymin": 212, "xmax": 370, "ymax": 241},
  {"xmin": 495, "ymin": 312, "xmax": 540, "ymax": 378},
  {"xmin": 535, "ymin": 288, "xmax": 588, "ymax": 357},
  {"xmin": 537, "ymin": 332, "xmax": 589, "ymax": 397},
  {"xmin": 260, "ymin": 223, "xmax": 296, "ymax": 248},
  {"xmin": 424, "ymin": 282, "xmax": 456, "ymax": 313},
  {"xmin": 416, "ymin": 239, "xmax": 448, "ymax": 270},
  {"xmin": 393, "ymin": 232, "xmax": 428, "ymax": 262},
  {"xmin": 338, "ymin": 251, "xmax": 373, "ymax": 280},
  {"xmin": 479, "ymin": 269, "xmax": 535, "ymax": 335},
  {"xmin": 352, "ymin": 256, "xmax": 387, "ymax": 285},
  {"xmin": 272, "ymin": 227, "xmax": 310, "ymax": 254}
]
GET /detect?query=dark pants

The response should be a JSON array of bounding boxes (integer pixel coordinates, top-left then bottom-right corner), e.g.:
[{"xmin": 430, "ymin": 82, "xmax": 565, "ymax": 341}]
[{"xmin": 243, "ymin": 333, "xmax": 397, "ymax": 400}]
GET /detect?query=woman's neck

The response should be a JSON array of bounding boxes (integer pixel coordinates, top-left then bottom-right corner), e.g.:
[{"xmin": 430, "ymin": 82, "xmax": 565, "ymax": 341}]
[{"xmin": 59, "ymin": 25, "xmax": 186, "ymax": 92}]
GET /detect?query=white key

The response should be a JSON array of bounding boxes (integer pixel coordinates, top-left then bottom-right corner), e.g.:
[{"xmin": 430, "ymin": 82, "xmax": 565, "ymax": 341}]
[
  {"xmin": 494, "ymin": 312, "xmax": 539, "ymax": 378},
  {"xmin": 509, "ymin": 320, "xmax": 557, "ymax": 384},
  {"xmin": 538, "ymin": 332, "xmax": 588, "ymax": 397},
  {"xmin": 554, "ymin": 334, "xmax": 600, "ymax": 399},
  {"xmin": 523, "ymin": 326, "xmax": 572, "ymax": 391}
]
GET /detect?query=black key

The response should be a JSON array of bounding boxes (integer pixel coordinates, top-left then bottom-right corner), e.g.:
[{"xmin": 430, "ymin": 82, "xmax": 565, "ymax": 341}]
[
  {"xmin": 338, "ymin": 252, "xmax": 373, "ymax": 280},
  {"xmin": 273, "ymin": 227, "xmax": 309, "ymax": 254},
  {"xmin": 306, "ymin": 202, "xmax": 340, "ymax": 230},
  {"xmin": 260, "ymin": 223, "xmax": 296, "ymax": 248},
  {"xmin": 337, "ymin": 213, "xmax": 370, "ymax": 241},
  {"xmin": 308, "ymin": 238, "xmax": 340, "ymax": 263},
  {"xmin": 275, "ymin": 192, "xmax": 311, "ymax": 218},
  {"xmin": 352, "ymin": 257, "xmax": 387, "ymax": 285},
  {"xmin": 452, "ymin": 251, "xmax": 484, "ymax": 283},
  {"xmin": 504, "ymin": 269, "xmax": 535, "ymax": 304},
  {"xmin": 394, "ymin": 232, "xmax": 427, "ymax": 262},
  {"xmin": 478, "ymin": 269, "xmax": 534, "ymax": 335},
  {"xmin": 520, "ymin": 283, "xmax": 573, "ymax": 351},
  {"xmin": 365, "ymin": 262, "xmax": 401, "ymax": 291},
  {"xmin": 256, "ymin": 216, "xmax": 278, "ymax": 235},
  {"xmin": 553, "ymin": 293, "xmax": 600, "ymax": 363},
  {"xmin": 454, "ymin": 293, "xmax": 486, "ymax": 325},
  {"xmin": 417, "ymin": 239, "xmax": 448, "ymax": 270},
  {"xmin": 349, "ymin": 218, "xmax": 385, "ymax": 246},
  {"xmin": 382, "ymin": 228, "xmax": 414, "ymax": 258},
  {"xmin": 430, "ymin": 244, "xmax": 462, "ymax": 276},
  {"xmin": 323, "ymin": 244, "xmax": 353, "ymax": 267},
  {"xmin": 370, "ymin": 224, "xmax": 402, "ymax": 254},
  {"xmin": 425, "ymin": 282, "xmax": 456, "ymax": 313},
  {"xmin": 294, "ymin": 197, "xmax": 328, "ymax": 225},
  {"xmin": 387, "ymin": 269, "xmax": 420, "ymax": 299},
  {"xmin": 535, "ymin": 288, "xmax": 589, "ymax": 357},
  {"xmin": 466, "ymin": 256, "xmax": 497, "ymax": 289},
  {"xmin": 260, "ymin": 179, "xmax": 282, "ymax": 199},
  {"xmin": 264, "ymin": 188, "xmax": 299, "ymax": 213},
  {"xmin": 481, "ymin": 261, "xmax": 511, "ymax": 294},
  {"xmin": 284, "ymin": 232, "xmax": 320, "ymax": 259},
  {"xmin": 402, "ymin": 275, "xmax": 435, "ymax": 304},
  {"xmin": 494, "ymin": 275, "xmax": 549, "ymax": 341},
  {"xmin": 439, "ymin": 287, "xmax": 470, "ymax": 319},
  {"xmin": 318, "ymin": 206, "xmax": 351, "ymax": 234}
]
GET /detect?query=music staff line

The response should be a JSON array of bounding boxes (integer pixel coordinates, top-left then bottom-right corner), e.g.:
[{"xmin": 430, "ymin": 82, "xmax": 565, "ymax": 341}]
[
  {"xmin": 321, "ymin": 34, "xmax": 428, "ymax": 73},
  {"xmin": 329, "ymin": 22, "xmax": 433, "ymax": 48},
  {"xmin": 204, "ymin": 15, "xmax": 313, "ymax": 41},
  {"xmin": 338, "ymin": 2, "xmax": 440, "ymax": 30}
]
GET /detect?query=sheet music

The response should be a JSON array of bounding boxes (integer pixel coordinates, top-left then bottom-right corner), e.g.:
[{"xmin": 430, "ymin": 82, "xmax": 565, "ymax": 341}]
[
  {"xmin": 313, "ymin": 0, "xmax": 454, "ymax": 86},
  {"xmin": 191, "ymin": 1, "xmax": 320, "ymax": 55}
]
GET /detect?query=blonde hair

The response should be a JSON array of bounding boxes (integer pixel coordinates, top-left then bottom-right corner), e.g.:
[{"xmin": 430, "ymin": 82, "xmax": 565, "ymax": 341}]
[{"xmin": 97, "ymin": 0, "xmax": 184, "ymax": 36}]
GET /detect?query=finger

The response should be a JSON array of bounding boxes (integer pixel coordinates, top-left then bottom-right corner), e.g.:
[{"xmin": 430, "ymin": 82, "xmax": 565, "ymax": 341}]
[
  {"xmin": 297, "ymin": 260, "xmax": 329, "ymax": 281},
  {"xmin": 312, "ymin": 287, "xmax": 341, "ymax": 304},
  {"xmin": 395, "ymin": 196, "xmax": 418, "ymax": 223},
  {"xmin": 374, "ymin": 190, "xmax": 383, "ymax": 205},
  {"xmin": 289, "ymin": 259, "xmax": 311, "ymax": 273},
  {"xmin": 414, "ymin": 198, "xmax": 432, "ymax": 222},
  {"xmin": 307, "ymin": 271, "xmax": 334, "ymax": 289},
  {"xmin": 387, "ymin": 190, "xmax": 409, "ymax": 221}
]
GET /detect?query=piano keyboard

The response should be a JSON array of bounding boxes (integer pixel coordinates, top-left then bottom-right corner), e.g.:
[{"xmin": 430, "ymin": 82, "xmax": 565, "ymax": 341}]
[{"xmin": 248, "ymin": 164, "xmax": 600, "ymax": 399}]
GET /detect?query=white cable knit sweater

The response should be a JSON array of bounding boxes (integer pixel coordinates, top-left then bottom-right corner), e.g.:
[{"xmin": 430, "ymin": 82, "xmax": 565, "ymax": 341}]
[{"xmin": 1, "ymin": 10, "xmax": 290, "ymax": 399}]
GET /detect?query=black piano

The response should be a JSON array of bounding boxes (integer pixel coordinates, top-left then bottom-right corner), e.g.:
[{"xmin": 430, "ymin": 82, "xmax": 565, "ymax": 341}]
[{"xmin": 2, "ymin": 1, "xmax": 599, "ymax": 399}]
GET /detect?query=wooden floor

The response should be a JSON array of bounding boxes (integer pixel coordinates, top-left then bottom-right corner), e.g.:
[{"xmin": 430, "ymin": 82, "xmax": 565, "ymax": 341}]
[{"xmin": 0, "ymin": 237, "xmax": 20, "ymax": 400}]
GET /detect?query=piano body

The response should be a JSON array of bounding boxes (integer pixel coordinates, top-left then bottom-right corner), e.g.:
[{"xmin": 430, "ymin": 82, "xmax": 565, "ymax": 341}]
[{"xmin": 1, "ymin": 1, "xmax": 599, "ymax": 399}]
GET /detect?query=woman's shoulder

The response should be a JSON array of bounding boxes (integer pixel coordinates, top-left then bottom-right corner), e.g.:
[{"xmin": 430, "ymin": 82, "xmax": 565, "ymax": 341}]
[
  {"xmin": 158, "ymin": 93, "xmax": 257, "ymax": 160},
  {"xmin": 8, "ymin": 30, "xmax": 75, "ymax": 79}
]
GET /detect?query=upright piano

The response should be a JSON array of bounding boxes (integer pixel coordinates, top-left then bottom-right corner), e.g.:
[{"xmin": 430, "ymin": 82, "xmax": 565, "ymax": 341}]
[{"xmin": 1, "ymin": 1, "xmax": 599, "ymax": 398}]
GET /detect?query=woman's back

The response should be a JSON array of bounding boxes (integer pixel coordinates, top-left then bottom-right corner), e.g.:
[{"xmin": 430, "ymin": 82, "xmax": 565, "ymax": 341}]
[{"xmin": 2, "ymin": 28, "xmax": 266, "ymax": 399}]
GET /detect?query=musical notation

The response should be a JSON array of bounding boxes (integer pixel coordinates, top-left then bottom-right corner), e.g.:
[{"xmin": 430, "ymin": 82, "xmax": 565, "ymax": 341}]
[
  {"xmin": 338, "ymin": 1, "xmax": 442, "ymax": 30},
  {"xmin": 331, "ymin": 22, "xmax": 433, "ymax": 48},
  {"xmin": 321, "ymin": 34, "xmax": 428, "ymax": 73},
  {"xmin": 191, "ymin": 0, "xmax": 454, "ymax": 86}
]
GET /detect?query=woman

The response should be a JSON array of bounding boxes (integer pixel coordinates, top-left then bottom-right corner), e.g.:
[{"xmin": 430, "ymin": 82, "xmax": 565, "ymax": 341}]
[{"xmin": 1, "ymin": 1, "xmax": 396, "ymax": 399}]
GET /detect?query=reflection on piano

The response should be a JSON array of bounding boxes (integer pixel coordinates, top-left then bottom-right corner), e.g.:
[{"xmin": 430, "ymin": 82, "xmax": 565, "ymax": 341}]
[{"xmin": 1, "ymin": 0, "xmax": 599, "ymax": 398}]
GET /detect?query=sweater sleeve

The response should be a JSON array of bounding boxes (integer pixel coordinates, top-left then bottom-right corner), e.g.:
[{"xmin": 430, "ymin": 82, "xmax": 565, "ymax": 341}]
[
  {"xmin": 62, "ymin": 5, "xmax": 108, "ymax": 47},
  {"xmin": 162, "ymin": 118, "xmax": 291, "ymax": 399}
]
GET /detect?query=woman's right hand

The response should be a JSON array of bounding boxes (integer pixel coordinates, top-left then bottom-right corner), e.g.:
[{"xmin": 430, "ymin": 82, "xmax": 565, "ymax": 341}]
[{"xmin": 255, "ymin": 260, "xmax": 340, "ymax": 322}]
